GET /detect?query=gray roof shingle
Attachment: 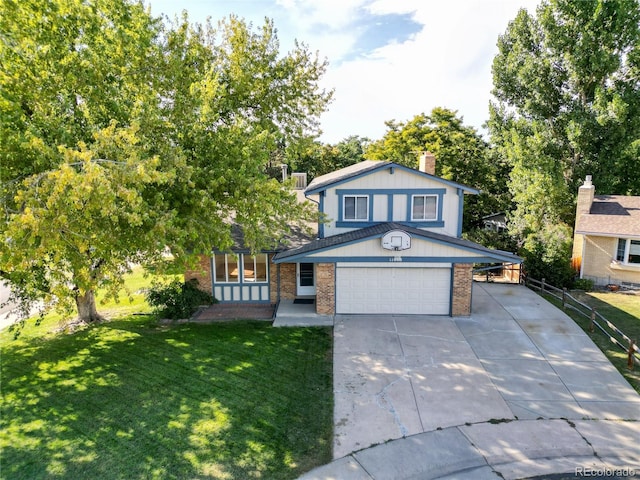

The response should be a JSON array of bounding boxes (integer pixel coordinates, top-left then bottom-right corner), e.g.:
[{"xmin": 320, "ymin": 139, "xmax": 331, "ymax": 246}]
[{"xmin": 576, "ymin": 195, "xmax": 640, "ymax": 238}]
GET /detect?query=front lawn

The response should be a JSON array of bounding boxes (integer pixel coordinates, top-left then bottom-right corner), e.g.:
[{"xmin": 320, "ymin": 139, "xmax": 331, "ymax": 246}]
[
  {"xmin": 1, "ymin": 316, "xmax": 333, "ymax": 479},
  {"xmin": 3, "ymin": 266, "xmax": 173, "ymax": 340}
]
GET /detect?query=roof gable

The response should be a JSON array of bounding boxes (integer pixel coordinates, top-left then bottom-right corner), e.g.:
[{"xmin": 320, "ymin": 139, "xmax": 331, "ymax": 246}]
[
  {"xmin": 305, "ymin": 160, "xmax": 478, "ymax": 195},
  {"xmin": 273, "ymin": 222, "xmax": 521, "ymax": 263},
  {"xmin": 576, "ymin": 195, "xmax": 640, "ymax": 238}
]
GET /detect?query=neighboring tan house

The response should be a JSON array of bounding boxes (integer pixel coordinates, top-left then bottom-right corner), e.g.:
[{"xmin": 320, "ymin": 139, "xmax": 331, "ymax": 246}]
[
  {"xmin": 187, "ymin": 154, "xmax": 522, "ymax": 316},
  {"xmin": 572, "ymin": 175, "xmax": 640, "ymax": 287}
]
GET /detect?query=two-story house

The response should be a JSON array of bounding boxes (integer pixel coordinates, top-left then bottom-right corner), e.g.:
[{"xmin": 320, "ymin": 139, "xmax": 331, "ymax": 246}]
[
  {"xmin": 572, "ymin": 175, "xmax": 640, "ymax": 288},
  {"xmin": 186, "ymin": 155, "xmax": 522, "ymax": 316}
]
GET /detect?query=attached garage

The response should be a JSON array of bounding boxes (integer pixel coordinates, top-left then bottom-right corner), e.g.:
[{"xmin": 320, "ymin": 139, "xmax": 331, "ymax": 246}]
[
  {"xmin": 272, "ymin": 222, "xmax": 522, "ymax": 317},
  {"xmin": 336, "ymin": 265, "xmax": 451, "ymax": 315}
]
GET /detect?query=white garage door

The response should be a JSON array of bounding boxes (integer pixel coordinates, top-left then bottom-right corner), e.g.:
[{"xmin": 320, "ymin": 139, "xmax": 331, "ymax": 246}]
[{"xmin": 336, "ymin": 267, "xmax": 451, "ymax": 315}]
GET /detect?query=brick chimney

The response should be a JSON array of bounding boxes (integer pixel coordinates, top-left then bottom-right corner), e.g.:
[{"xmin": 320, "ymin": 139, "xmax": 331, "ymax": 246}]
[
  {"xmin": 418, "ymin": 151, "xmax": 436, "ymax": 175},
  {"xmin": 572, "ymin": 175, "xmax": 595, "ymax": 273},
  {"xmin": 576, "ymin": 175, "xmax": 595, "ymax": 217}
]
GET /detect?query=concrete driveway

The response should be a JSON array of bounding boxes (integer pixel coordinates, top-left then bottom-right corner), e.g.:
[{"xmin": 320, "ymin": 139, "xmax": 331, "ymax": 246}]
[{"xmin": 312, "ymin": 282, "xmax": 640, "ymax": 479}]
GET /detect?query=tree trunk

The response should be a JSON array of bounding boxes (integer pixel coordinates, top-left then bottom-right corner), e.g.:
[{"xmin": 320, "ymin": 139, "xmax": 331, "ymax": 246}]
[{"xmin": 75, "ymin": 289, "xmax": 104, "ymax": 323}]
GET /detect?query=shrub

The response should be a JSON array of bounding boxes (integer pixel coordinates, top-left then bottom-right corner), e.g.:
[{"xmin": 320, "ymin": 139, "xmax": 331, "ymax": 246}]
[
  {"xmin": 520, "ymin": 223, "xmax": 575, "ymax": 288},
  {"xmin": 145, "ymin": 279, "xmax": 214, "ymax": 319},
  {"xmin": 572, "ymin": 278, "xmax": 594, "ymax": 291}
]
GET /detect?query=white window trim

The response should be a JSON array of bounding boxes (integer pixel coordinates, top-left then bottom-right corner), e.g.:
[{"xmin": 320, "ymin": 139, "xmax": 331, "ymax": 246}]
[
  {"xmin": 411, "ymin": 194, "xmax": 438, "ymax": 221},
  {"xmin": 343, "ymin": 195, "xmax": 369, "ymax": 221},
  {"xmin": 214, "ymin": 253, "xmax": 239, "ymax": 283},
  {"xmin": 215, "ymin": 253, "xmax": 269, "ymax": 284},
  {"xmin": 243, "ymin": 254, "xmax": 268, "ymax": 283},
  {"xmin": 614, "ymin": 238, "xmax": 640, "ymax": 266}
]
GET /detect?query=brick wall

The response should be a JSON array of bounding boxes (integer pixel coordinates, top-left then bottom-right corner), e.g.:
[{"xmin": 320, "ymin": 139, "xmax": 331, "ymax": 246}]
[
  {"xmin": 582, "ymin": 236, "xmax": 615, "ymax": 284},
  {"xmin": 572, "ymin": 178, "xmax": 595, "ymax": 266},
  {"xmin": 418, "ymin": 151, "xmax": 436, "ymax": 175},
  {"xmin": 316, "ymin": 263, "xmax": 335, "ymax": 315},
  {"xmin": 451, "ymin": 263, "xmax": 472, "ymax": 316},
  {"xmin": 278, "ymin": 263, "xmax": 297, "ymax": 300},
  {"xmin": 583, "ymin": 235, "xmax": 640, "ymax": 286},
  {"xmin": 268, "ymin": 254, "xmax": 278, "ymax": 303},
  {"xmin": 184, "ymin": 255, "xmax": 213, "ymax": 294}
]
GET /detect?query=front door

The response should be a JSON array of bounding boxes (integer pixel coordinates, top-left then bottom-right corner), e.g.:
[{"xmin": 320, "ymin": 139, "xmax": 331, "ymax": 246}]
[{"xmin": 296, "ymin": 263, "xmax": 316, "ymax": 296}]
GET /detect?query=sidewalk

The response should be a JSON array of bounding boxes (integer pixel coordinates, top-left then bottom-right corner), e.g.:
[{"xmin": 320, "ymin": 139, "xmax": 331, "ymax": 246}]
[
  {"xmin": 300, "ymin": 419, "xmax": 639, "ymax": 479},
  {"xmin": 301, "ymin": 283, "xmax": 640, "ymax": 479}
]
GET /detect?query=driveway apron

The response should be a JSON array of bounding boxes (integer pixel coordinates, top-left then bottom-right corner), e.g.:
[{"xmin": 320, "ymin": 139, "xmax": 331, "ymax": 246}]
[{"xmin": 332, "ymin": 283, "xmax": 640, "ymax": 460}]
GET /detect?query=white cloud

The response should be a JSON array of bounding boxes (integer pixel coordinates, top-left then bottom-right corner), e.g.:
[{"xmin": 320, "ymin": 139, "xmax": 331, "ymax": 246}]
[
  {"xmin": 146, "ymin": 0, "xmax": 541, "ymax": 143},
  {"xmin": 275, "ymin": 0, "xmax": 368, "ymax": 30},
  {"xmin": 315, "ymin": 0, "xmax": 541, "ymax": 143}
]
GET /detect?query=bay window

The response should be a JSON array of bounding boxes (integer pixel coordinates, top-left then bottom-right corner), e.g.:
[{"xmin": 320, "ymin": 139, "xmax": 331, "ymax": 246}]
[{"xmin": 214, "ymin": 254, "xmax": 269, "ymax": 283}]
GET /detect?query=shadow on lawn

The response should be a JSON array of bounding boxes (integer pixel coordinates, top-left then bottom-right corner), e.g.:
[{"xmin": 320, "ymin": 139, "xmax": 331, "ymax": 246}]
[{"xmin": 1, "ymin": 317, "xmax": 333, "ymax": 479}]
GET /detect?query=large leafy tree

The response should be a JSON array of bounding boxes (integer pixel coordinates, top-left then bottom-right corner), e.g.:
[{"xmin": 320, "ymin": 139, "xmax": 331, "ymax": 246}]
[
  {"xmin": 159, "ymin": 14, "xmax": 331, "ymax": 254},
  {"xmin": 1, "ymin": 0, "xmax": 170, "ymax": 322},
  {"xmin": 489, "ymin": 0, "xmax": 640, "ymax": 238},
  {"xmin": 366, "ymin": 108, "xmax": 510, "ymax": 230},
  {"xmin": 0, "ymin": 0, "xmax": 331, "ymax": 322},
  {"xmin": 288, "ymin": 135, "xmax": 369, "ymax": 180}
]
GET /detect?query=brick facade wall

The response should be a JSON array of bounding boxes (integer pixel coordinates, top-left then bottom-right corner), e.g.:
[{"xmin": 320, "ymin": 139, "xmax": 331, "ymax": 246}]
[
  {"xmin": 451, "ymin": 263, "xmax": 473, "ymax": 316},
  {"xmin": 268, "ymin": 254, "xmax": 278, "ymax": 303},
  {"xmin": 278, "ymin": 263, "xmax": 297, "ymax": 300},
  {"xmin": 184, "ymin": 255, "xmax": 213, "ymax": 294},
  {"xmin": 315, "ymin": 263, "xmax": 335, "ymax": 315},
  {"xmin": 583, "ymin": 236, "xmax": 640, "ymax": 286},
  {"xmin": 582, "ymin": 236, "xmax": 615, "ymax": 284},
  {"xmin": 572, "ymin": 179, "xmax": 595, "ymax": 270}
]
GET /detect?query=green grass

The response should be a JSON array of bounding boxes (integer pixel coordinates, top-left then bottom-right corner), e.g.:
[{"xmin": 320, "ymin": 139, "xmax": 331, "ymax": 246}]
[
  {"xmin": 1, "ymin": 271, "xmax": 333, "ymax": 480},
  {"xmin": 543, "ymin": 290, "xmax": 640, "ymax": 393},
  {"xmin": 582, "ymin": 290, "xmax": 640, "ymax": 319},
  {"xmin": 4, "ymin": 266, "xmax": 175, "ymax": 340}
]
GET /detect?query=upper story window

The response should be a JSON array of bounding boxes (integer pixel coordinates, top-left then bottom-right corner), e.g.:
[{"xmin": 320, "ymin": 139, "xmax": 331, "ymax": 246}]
[
  {"xmin": 616, "ymin": 238, "xmax": 640, "ymax": 264},
  {"xmin": 344, "ymin": 195, "xmax": 369, "ymax": 221},
  {"xmin": 411, "ymin": 194, "xmax": 438, "ymax": 221}
]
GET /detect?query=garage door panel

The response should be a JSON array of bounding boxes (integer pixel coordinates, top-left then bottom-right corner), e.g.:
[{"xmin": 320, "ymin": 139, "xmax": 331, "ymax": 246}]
[{"xmin": 336, "ymin": 267, "xmax": 450, "ymax": 315}]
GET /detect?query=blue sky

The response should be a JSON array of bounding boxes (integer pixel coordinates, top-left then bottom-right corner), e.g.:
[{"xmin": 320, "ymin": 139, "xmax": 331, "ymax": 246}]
[{"xmin": 145, "ymin": 0, "xmax": 540, "ymax": 144}]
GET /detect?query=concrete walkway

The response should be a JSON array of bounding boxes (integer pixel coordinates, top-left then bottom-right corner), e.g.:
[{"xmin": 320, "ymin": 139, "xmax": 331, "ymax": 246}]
[
  {"xmin": 273, "ymin": 299, "xmax": 333, "ymax": 327},
  {"xmin": 301, "ymin": 283, "xmax": 640, "ymax": 479}
]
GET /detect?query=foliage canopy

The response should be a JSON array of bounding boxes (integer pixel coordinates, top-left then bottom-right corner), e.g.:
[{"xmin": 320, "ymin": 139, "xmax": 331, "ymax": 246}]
[
  {"xmin": 0, "ymin": 0, "xmax": 331, "ymax": 321},
  {"xmin": 490, "ymin": 0, "xmax": 640, "ymax": 232},
  {"xmin": 489, "ymin": 0, "xmax": 640, "ymax": 282}
]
